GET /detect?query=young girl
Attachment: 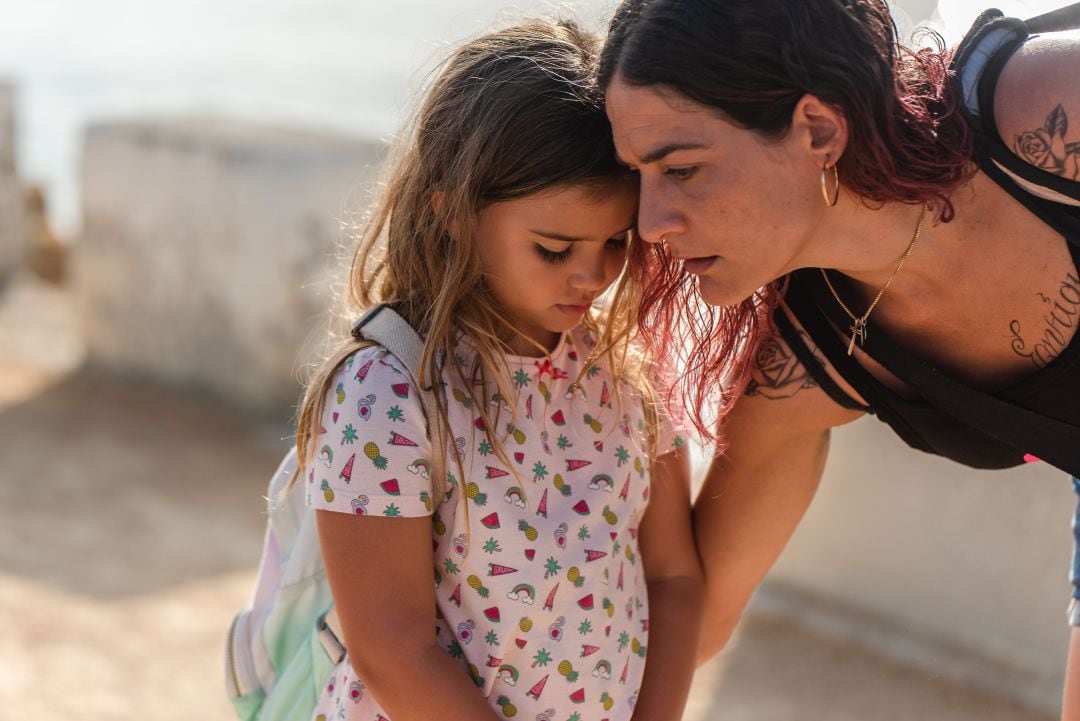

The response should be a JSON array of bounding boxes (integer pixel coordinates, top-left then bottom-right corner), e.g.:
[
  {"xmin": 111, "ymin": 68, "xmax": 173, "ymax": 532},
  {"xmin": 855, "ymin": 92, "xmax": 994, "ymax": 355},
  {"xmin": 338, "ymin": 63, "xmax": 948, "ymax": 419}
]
[{"xmin": 293, "ymin": 18, "xmax": 701, "ymax": 721}]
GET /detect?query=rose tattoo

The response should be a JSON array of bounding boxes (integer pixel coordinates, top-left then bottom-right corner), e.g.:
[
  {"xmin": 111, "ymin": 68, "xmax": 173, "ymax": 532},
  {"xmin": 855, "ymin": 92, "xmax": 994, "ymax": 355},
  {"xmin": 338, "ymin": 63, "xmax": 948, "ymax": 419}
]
[{"xmin": 1014, "ymin": 104, "xmax": 1080, "ymax": 179}]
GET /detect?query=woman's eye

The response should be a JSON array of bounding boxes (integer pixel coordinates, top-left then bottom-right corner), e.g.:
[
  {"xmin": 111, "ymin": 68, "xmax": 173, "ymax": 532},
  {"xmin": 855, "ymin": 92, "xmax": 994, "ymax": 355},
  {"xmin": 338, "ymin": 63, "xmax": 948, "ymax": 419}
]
[
  {"xmin": 535, "ymin": 244, "xmax": 573, "ymax": 264},
  {"xmin": 664, "ymin": 166, "xmax": 698, "ymax": 180},
  {"xmin": 606, "ymin": 234, "xmax": 630, "ymax": 251}
]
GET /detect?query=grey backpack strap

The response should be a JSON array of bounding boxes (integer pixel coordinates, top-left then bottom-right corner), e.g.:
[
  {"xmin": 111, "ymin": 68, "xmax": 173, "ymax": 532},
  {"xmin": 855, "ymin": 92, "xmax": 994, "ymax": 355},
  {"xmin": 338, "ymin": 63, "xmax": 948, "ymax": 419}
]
[{"xmin": 350, "ymin": 303, "xmax": 449, "ymax": 508}]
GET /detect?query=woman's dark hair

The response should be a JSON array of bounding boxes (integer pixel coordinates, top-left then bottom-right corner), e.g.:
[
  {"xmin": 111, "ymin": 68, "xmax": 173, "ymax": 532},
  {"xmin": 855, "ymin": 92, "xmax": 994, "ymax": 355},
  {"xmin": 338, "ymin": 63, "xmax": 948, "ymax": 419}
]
[{"xmin": 598, "ymin": 0, "xmax": 975, "ymax": 440}]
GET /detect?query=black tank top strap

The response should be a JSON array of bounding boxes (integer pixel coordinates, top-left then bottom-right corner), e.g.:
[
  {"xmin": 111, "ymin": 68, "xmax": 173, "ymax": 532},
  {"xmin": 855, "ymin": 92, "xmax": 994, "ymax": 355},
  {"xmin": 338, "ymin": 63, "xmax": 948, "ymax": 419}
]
[{"xmin": 772, "ymin": 301, "xmax": 871, "ymax": 413}]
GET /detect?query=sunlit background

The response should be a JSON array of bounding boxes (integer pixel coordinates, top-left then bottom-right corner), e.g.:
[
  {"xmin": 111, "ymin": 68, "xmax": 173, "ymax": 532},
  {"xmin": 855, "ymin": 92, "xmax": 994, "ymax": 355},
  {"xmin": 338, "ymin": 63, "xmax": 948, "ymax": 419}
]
[{"xmin": 0, "ymin": 1, "xmax": 1075, "ymax": 720}]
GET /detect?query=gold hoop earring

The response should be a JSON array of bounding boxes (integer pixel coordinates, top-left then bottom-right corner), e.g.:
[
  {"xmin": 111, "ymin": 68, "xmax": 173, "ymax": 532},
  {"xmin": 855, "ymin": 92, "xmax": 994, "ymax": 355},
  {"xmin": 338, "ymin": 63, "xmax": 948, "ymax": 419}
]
[{"xmin": 821, "ymin": 162, "xmax": 840, "ymax": 207}]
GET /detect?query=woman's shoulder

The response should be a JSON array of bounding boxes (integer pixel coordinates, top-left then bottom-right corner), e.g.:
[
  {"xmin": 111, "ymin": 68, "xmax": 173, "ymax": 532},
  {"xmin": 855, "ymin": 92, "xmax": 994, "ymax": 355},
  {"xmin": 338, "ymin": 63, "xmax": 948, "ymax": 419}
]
[{"xmin": 995, "ymin": 29, "xmax": 1080, "ymax": 177}]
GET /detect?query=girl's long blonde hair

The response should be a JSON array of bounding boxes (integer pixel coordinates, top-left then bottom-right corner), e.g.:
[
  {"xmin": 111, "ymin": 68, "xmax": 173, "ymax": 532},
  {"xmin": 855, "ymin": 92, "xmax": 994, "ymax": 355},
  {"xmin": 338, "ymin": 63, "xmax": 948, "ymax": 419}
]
[{"xmin": 293, "ymin": 18, "xmax": 656, "ymax": 504}]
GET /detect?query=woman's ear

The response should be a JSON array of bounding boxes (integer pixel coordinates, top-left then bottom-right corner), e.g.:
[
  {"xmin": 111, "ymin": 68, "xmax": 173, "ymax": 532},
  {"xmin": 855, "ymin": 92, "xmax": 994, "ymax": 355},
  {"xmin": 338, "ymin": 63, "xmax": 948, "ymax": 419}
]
[{"xmin": 791, "ymin": 93, "xmax": 849, "ymax": 169}]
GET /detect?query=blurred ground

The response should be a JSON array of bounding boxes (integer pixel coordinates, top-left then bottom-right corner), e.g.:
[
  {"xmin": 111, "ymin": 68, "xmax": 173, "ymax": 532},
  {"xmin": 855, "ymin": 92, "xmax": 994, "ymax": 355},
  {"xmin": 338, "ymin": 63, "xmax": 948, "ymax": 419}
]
[{"xmin": 0, "ymin": 272, "xmax": 1057, "ymax": 720}]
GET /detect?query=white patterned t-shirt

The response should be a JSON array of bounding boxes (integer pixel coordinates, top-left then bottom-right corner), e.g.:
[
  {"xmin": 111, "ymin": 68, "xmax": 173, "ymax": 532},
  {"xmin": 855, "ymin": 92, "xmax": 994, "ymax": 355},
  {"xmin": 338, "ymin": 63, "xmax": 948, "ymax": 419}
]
[{"xmin": 306, "ymin": 325, "xmax": 683, "ymax": 721}]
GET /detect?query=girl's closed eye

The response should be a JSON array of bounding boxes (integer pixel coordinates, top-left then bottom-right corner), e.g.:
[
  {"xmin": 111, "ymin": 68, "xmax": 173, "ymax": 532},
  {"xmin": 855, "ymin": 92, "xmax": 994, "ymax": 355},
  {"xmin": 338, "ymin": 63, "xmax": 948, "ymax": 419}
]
[
  {"xmin": 535, "ymin": 243, "xmax": 574, "ymax": 264},
  {"xmin": 606, "ymin": 232, "xmax": 630, "ymax": 252}
]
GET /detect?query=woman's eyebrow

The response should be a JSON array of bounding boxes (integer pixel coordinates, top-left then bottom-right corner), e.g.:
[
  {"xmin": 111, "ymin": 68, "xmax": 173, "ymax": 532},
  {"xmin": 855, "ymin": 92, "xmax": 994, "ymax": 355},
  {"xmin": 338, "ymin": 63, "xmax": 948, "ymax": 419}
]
[{"xmin": 618, "ymin": 141, "xmax": 711, "ymax": 166}]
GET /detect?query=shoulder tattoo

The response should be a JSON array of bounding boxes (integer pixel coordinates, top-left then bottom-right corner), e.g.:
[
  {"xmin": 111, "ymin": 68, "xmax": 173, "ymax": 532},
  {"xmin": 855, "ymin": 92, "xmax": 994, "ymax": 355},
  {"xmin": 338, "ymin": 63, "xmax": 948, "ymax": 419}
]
[
  {"xmin": 744, "ymin": 330, "xmax": 824, "ymax": 400},
  {"xmin": 1014, "ymin": 103, "xmax": 1080, "ymax": 179}
]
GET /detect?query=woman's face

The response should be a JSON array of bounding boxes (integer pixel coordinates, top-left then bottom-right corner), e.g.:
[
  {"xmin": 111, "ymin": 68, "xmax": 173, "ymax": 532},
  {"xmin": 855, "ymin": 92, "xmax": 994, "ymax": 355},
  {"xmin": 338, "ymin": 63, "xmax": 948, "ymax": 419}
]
[{"xmin": 605, "ymin": 75, "xmax": 823, "ymax": 307}]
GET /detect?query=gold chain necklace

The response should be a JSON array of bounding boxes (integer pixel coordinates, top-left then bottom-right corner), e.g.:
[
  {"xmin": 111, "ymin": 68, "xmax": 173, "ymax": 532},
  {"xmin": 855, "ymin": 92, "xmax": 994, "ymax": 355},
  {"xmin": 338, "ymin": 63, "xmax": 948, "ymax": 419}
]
[{"xmin": 820, "ymin": 204, "xmax": 928, "ymax": 355}]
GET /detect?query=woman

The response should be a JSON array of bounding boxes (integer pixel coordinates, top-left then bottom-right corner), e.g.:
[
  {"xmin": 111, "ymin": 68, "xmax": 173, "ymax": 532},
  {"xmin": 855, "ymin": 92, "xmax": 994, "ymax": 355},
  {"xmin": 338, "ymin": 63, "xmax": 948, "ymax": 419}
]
[{"xmin": 597, "ymin": 0, "xmax": 1080, "ymax": 715}]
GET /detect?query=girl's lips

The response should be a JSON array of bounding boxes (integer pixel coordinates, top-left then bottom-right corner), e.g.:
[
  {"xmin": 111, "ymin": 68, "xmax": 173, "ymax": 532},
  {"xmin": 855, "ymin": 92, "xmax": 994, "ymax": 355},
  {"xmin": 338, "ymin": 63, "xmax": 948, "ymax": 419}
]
[
  {"xmin": 683, "ymin": 256, "xmax": 718, "ymax": 275},
  {"xmin": 556, "ymin": 303, "xmax": 592, "ymax": 314}
]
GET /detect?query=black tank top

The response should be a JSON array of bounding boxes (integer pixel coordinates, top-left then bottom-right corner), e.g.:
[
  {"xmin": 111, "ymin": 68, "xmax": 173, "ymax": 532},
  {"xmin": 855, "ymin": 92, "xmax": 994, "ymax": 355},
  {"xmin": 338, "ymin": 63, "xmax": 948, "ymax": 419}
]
[{"xmin": 778, "ymin": 8, "xmax": 1080, "ymax": 475}]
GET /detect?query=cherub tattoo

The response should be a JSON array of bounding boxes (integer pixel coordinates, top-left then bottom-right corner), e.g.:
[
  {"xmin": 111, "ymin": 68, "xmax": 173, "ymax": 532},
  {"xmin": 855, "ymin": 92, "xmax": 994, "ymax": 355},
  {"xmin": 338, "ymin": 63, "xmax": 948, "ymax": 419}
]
[{"xmin": 1014, "ymin": 104, "xmax": 1080, "ymax": 179}]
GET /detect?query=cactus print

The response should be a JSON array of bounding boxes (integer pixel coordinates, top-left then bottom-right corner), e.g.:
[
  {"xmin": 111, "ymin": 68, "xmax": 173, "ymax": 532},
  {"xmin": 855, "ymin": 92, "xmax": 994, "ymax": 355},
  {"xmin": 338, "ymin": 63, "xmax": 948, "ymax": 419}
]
[{"xmin": 308, "ymin": 328, "xmax": 682, "ymax": 721}]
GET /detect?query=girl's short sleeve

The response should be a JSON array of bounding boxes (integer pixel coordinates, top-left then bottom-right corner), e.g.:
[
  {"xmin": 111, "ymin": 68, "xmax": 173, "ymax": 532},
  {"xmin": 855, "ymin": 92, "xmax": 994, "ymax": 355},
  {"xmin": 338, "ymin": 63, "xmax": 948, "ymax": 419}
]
[{"xmin": 304, "ymin": 345, "xmax": 437, "ymax": 518}]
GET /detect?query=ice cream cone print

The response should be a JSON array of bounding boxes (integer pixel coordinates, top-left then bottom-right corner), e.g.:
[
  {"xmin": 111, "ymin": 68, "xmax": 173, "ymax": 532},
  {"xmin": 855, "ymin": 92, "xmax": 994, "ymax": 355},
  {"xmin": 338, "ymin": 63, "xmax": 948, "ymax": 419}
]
[
  {"xmin": 339, "ymin": 454, "xmax": 355, "ymax": 483},
  {"xmin": 619, "ymin": 657, "xmax": 629, "ymax": 684},
  {"xmin": 619, "ymin": 474, "xmax": 631, "ymax": 501},
  {"xmin": 526, "ymin": 674, "xmax": 549, "ymax": 700},
  {"xmin": 566, "ymin": 459, "xmax": 591, "ymax": 472},
  {"xmin": 543, "ymin": 583, "xmax": 559, "ymax": 612},
  {"xmin": 354, "ymin": 359, "xmax": 372, "ymax": 382},
  {"xmin": 449, "ymin": 583, "xmax": 462, "ymax": 606},
  {"xmin": 584, "ymin": 549, "xmax": 607, "ymax": 562},
  {"xmin": 487, "ymin": 562, "xmax": 517, "ymax": 576},
  {"xmin": 537, "ymin": 488, "xmax": 549, "ymax": 517},
  {"xmin": 388, "ymin": 431, "xmax": 417, "ymax": 447}
]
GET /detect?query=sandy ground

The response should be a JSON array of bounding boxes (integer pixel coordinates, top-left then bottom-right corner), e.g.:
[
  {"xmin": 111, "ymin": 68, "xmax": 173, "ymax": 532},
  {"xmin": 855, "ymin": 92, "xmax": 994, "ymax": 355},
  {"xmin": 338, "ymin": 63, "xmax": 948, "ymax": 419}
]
[{"xmin": 0, "ymin": 272, "xmax": 1057, "ymax": 720}]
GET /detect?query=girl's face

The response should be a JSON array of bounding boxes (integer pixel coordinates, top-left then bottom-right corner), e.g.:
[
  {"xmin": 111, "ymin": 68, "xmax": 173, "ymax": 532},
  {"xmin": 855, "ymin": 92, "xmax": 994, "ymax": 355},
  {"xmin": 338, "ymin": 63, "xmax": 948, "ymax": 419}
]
[
  {"xmin": 476, "ymin": 181, "xmax": 636, "ymax": 355},
  {"xmin": 605, "ymin": 76, "xmax": 823, "ymax": 307}
]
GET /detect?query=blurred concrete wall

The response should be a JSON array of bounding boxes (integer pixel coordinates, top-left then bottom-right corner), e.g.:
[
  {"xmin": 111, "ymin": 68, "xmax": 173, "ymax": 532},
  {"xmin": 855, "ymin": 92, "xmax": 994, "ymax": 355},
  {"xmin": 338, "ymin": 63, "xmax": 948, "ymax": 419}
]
[
  {"xmin": 766, "ymin": 416, "xmax": 1073, "ymax": 710},
  {"xmin": 0, "ymin": 82, "xmax": 28, "ymax": 280},
  {"xmin": 75, "ymin": 119, "xmax": 385, "ymax": 415}
]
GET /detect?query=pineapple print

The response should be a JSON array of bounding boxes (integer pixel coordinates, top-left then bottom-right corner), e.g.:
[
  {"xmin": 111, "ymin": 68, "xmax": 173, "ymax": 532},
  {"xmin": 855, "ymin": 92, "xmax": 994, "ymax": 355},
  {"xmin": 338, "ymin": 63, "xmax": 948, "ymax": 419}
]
[
  {"xmin": 600, "ymin": 691, "xmax": 614, "ymax": 711},
  {"xmin": 518, "ymin": 519, "xmax": 539, "ymax": 542},
  {"xmin": 335, "ymin": 382, "xmax": 346, "ymax": 405},
  {"xmin": 466, "ymin": 574, "xmax": 490, "ymax": 598},
  {"xmin": 602, "ymin": 505, "xmax": 618, "ymax": 525},
  {"xmin": 363, "ymin": 441, "xmax": 388, "ymax": 470},
  {"xmin": 518, "ymin": 616, "xmax": 534, "ymax": 633},
  {"xmin": 556, "ymin": 659, "xmax": 579, "ymax": 683},
  {"xmin": 506, "ymin": 424, "xmax": 527, "ymax": 445},
  {"xmin": 567, "ymin": 566, "xmax": 584, "ymax": 588},
  {"xmin": 495, "ymin": 695, "xmax": 517, "ymax": 718},
  {"xmin": 320, "ymin": 479, "xmax": 334, "ymax": 503},
  {"xmin": 583, "ymin": 413, "xmax": 602, "ymax": 433},
  {"xmin": 465, "ymin": 482, "xmax": 488, "ymax": 506},
  {"xmin": 552, "ymin": 473, "xmax": 572, "ymax": 497}
]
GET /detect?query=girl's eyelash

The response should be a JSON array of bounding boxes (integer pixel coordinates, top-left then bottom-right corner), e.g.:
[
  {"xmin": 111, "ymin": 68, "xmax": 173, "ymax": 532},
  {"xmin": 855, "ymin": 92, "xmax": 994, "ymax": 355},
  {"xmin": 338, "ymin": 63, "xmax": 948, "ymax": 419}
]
[
  {"xmin": 607, "ymin": 234, "xmax": 630, "ymax": 250},
  {"xmin": 535, "ymin": 244, "xmax": 572, "ymax": 264},
  {"xmin": 665, "ymin": 166, "xmax": 698, "ymax": 180}
]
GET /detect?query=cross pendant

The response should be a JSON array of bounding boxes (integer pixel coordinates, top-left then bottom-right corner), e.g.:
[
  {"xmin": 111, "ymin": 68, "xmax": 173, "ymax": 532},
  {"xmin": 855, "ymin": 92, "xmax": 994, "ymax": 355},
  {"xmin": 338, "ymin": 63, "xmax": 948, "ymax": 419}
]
[{"xmin": 847, "ymin": 318, "xmax": 868, "ymax": 355}]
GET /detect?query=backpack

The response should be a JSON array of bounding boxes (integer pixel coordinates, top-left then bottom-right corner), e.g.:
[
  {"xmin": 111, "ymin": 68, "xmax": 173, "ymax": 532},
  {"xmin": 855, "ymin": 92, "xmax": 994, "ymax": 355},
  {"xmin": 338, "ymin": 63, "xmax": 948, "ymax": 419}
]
[{"xmin": 224, "ymin": 303, "xmax": 446, "ymax": 721}]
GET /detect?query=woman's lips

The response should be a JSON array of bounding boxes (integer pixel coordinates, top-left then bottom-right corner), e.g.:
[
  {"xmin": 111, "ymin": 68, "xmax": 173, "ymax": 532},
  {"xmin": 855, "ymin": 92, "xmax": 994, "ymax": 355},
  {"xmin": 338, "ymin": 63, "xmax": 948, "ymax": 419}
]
[{"xmin": 682, "ymin": 256, "xmax": 718, "ymax": 274}]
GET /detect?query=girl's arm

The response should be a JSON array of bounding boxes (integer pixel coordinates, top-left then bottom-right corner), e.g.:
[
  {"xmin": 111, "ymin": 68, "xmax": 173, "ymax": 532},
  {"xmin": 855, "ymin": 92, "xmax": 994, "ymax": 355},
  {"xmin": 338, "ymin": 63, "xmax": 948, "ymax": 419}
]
[
  {"xmin": 630, "ymin": 445, "xmax": 703, "ymax": 721},
  {"xmin": 317, "ymin": 510, "xmax": 502, "ymax": 721}
]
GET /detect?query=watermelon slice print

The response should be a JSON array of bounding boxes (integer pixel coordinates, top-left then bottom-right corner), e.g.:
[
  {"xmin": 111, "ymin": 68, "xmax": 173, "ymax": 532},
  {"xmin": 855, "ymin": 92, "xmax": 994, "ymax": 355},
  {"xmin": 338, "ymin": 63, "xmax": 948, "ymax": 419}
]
[
  {"xmin": 380, "ymin": 479, "xmax": 401, "ymax": 496},
  {"xmin": 577, "ymin": 594, "xmax": 594, "ymax": 610},
  {"xmin": 513, "ymin": 451, "xmax": 525, "ymax": 464},
  {"xmin": 481, "ymin": 513, "xmax": 501, "ymax": 529},
  {"xmin": 390, "ymin": 382, "xmax": 410, "ymax": 398},
  {"xmin": 572, "ymin": 500, "xmax": 590, "ymax": 515},
  {"xmin": 551, "ymin": 409, "xmax": 566, "ymax": 426},
  {"xmin": 515, "ymin": 638, "xmax": 527, "ymax": 649},
  {"xmin": 484, "ymin": 607, "xmax": 501, "ymax": 622},
  {"xmin": 569, "ymin": 688, "xmax": 585, "ymax": 704}
]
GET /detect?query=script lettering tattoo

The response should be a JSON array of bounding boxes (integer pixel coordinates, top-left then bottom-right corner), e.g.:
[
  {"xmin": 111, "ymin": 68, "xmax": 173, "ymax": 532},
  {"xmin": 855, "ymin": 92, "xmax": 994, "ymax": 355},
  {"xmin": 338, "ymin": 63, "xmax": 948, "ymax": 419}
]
[
  {"xmin": 745, "ymin": 331, "xmax": 822, "ymax": 400},
  {"xmin": 1014, "ymin": 104, "xmax": 1080, "ymax": 179},
  {"xmin": 1009, "ymin": 271, "xmax": 1080, "ymax": 369}
]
